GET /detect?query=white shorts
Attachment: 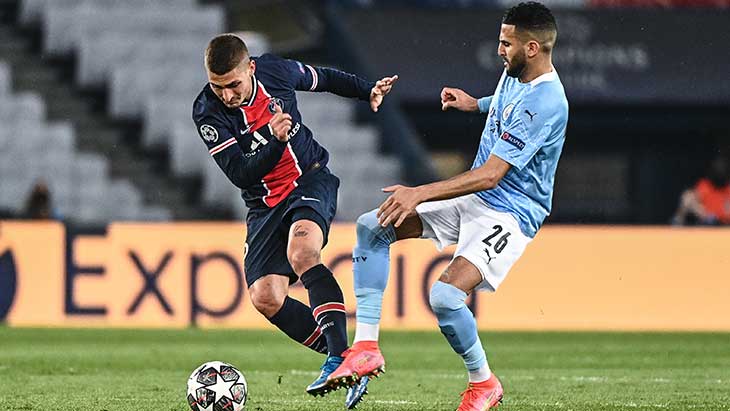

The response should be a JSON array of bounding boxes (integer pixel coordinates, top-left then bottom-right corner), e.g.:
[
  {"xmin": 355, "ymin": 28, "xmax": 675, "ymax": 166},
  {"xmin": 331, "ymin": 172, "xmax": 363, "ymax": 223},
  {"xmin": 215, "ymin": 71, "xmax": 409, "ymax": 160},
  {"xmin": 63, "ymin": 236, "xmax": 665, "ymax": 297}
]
[{"xmin": 415, "ymin": 194, "xmax": 532, "ymax": 292}]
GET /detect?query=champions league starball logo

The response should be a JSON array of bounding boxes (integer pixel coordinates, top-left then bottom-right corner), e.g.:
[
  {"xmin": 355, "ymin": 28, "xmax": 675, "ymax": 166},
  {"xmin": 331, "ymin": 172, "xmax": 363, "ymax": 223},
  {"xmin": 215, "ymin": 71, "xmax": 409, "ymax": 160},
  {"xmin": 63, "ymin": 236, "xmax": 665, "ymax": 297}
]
[{"xmin": 200, "ymin": 124, "xmax": 219, "ymax": 143}]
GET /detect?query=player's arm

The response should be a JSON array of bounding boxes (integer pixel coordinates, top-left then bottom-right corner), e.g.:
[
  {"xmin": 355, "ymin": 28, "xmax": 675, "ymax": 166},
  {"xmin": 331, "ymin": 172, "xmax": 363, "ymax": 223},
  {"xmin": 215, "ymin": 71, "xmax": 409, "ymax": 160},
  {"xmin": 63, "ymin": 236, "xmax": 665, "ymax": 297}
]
[
  {"xmin": 376, "ymin": 155, "xmax": 511, "ymax": 227},
  {"xmin": 194, "ymin": 116, "xmax": 287, "ymax": 189},
  {"xmin": 282, "ymin": 57, "xmax": 397, "ymax": 112},
  {"xmin": 440, "ymin": 87, "xmax": 493, "ymax": 113}
]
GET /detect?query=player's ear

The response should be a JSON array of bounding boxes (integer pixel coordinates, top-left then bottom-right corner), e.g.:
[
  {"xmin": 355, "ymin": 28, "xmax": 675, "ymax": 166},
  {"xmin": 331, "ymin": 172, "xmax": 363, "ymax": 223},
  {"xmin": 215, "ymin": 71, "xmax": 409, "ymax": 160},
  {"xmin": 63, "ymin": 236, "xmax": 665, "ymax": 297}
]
[
  {"xmin": 526, "ymin": 40, "xmax": 540, "ymax": 58},
  {"xmin": 249, "ymin": 59, "xmax": 256, "ymax": 74}
]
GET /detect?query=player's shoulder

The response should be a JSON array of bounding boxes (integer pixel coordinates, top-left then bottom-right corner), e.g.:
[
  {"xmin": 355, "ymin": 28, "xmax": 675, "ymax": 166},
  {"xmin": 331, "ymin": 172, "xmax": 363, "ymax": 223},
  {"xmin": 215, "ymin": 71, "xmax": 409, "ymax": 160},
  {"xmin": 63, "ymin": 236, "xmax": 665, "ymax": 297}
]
[
  {"xmin": 521, "ymin": 72, "xmax": 568, "ymax": 119},
  {"xmin": 253, "ymin": 53, "xmax": 302, "ymax": 78},
  {"xmin": 192, "ymin": 85, "xmax": 226, "ymax": 124}
]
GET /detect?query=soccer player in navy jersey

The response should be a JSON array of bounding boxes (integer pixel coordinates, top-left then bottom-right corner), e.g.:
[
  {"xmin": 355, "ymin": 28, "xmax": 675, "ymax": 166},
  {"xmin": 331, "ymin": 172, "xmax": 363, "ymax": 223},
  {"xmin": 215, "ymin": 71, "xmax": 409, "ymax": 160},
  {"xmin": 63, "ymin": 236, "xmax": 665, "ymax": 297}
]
[
  {"xmin": 329, "ymin": 3, "xmax": 568, "ymax": 410},
  {"xmin": 192, "ymin": 34, "xmax": 397, "ymax": 408}
]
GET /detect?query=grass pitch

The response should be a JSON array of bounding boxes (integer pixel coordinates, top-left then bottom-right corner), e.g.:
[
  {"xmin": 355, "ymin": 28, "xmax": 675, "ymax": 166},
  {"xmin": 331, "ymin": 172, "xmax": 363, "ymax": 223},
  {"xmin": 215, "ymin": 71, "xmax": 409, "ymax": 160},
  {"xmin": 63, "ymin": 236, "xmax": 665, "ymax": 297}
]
[{"xmin": 0, "ymin": 328, "xmax": 728, "ymax": 410}]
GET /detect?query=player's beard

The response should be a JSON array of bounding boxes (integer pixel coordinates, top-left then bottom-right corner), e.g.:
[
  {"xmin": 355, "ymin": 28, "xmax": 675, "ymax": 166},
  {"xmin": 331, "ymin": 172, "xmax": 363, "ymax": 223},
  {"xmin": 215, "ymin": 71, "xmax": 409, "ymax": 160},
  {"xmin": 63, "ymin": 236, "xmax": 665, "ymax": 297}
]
[{"xmin": 505, "ymin": 51, "xmax": 527, "ymax": 78}]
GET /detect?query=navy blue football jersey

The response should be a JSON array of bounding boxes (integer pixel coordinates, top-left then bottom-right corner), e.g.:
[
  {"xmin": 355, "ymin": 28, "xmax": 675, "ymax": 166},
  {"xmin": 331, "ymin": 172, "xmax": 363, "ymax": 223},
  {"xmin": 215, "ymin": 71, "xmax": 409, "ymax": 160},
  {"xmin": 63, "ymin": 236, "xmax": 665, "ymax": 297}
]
[{"xmin": 192, "ymin": 54, "xmax": 375, "ymax": 209}]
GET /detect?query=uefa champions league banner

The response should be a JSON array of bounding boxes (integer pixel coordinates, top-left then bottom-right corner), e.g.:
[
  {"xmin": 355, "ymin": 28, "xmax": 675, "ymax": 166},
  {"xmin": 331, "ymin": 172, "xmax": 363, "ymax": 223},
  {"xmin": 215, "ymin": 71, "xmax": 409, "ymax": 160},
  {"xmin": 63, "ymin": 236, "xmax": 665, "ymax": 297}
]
[
  {"xmin": 1, "ymin": 220, "xmax": 730, "ymax": 331},
  {"xmin": 343, "ymin": 9, "xmax": 730, "ymax": 104}
]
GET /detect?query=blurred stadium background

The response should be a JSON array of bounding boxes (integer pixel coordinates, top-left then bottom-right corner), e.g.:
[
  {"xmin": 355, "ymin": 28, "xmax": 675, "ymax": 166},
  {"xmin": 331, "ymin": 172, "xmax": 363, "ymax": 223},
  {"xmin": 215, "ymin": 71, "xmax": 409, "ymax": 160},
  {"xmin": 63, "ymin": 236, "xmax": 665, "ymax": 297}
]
[{"xmin": 1, "ymin": 0, "xmax": 729, "ymax": 410}]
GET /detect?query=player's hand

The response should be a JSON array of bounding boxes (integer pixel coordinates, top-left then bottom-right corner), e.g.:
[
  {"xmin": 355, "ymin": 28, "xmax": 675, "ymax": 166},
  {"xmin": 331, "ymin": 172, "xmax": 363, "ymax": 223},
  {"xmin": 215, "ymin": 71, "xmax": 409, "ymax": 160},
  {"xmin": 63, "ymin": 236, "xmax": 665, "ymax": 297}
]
[
  {"xmin": 377, "ymin": 184, "xmax": 423, "ymax": 227},
  {"xmin": 370, "ymin": 75, "xmax": 399, "ymax": 113},
  {"xmin": 270, "ymin": 103, "xmax": 292, "ymax": 142},
  {"xmin": 440, "ymin": 87, "xmax": 478, "ymax": 112}
]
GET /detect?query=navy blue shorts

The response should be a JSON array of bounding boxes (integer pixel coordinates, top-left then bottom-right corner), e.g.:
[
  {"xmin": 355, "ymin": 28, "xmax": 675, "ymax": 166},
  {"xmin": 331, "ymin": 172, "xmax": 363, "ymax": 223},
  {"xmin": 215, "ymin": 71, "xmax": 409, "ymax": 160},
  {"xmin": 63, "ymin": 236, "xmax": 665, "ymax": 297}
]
[{"xmin": 244, "ymin": 168, "xmax": 339, "ymax": 287}]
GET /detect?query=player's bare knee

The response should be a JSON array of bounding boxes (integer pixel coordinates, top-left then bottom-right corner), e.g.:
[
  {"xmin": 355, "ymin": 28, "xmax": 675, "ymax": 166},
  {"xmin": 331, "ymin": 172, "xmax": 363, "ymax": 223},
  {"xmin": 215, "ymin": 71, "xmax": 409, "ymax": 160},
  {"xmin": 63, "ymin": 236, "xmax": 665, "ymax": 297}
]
[
  {"xmin": 250, "ymin": 289, "xmax": 285, "ymax": 318},
  {"xmin": 288, "ymin": 246, "xmax": 321, "ymax": 275}
]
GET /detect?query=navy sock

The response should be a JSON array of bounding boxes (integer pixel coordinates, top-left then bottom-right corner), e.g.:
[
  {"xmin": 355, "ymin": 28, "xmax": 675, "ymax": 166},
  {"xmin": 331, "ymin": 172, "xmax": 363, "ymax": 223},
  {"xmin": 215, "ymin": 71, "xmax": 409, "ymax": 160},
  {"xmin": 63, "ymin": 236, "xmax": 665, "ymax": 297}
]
[
  {"xmin": 268, "ymin": 296, "xmax": 328, "ymax": 354},
  {"xmin": 300, "ymin": 264, "xmax": 348, "ymax": 356}
]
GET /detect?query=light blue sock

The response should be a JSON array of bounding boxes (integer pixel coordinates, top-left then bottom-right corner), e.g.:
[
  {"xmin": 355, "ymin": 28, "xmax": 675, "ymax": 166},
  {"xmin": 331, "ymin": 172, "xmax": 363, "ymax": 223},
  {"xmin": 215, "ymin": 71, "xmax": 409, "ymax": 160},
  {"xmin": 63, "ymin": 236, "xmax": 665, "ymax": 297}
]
[
  {"xmin": 430, "ymin": 281, "xmax": 487, "ymax": 372},
  {"xmin": 353, "ymin": 209, "xmax": 396, "ymax": 325}
]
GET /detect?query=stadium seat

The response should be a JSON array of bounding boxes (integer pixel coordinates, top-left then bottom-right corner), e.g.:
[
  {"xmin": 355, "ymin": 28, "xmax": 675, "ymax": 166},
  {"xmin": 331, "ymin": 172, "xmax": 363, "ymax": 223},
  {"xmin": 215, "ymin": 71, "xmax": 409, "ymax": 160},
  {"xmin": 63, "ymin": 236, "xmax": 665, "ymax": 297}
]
[
  {"xmin": 77, "ymin": 34, "xmax": 208, "ymax": 87},
  {"xmin": 44, "ymin": 5, "xmax": 223, "ymax": 55},
  {"xmin": 0, "ymin": 92, "xmax": 45, "ymax": 125},
  {"xmin": 109, "ymin": 64, "xmax": 205, "ymax": 118},
  {"xmin": 142, "ymin": 95, "xmax": 192, "ymax": 149},
  {"xmin": 19, "ymin": 0, "xmax": 196, "ymax": 26},
  {"xmin": 169, "ymin": 123, "xmax": 208, "ymax": 177},
  {"xmin": 0, "ymin": 61, "xmax": 10, "ymax": 94}
]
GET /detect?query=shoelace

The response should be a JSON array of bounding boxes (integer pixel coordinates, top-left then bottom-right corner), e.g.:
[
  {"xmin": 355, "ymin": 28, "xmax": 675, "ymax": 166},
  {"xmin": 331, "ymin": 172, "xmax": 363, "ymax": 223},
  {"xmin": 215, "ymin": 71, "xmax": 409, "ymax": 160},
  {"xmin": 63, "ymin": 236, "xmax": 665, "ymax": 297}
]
[{"xmin": 458, "ymin": 384, "xmax": 487, "ymax": 411}]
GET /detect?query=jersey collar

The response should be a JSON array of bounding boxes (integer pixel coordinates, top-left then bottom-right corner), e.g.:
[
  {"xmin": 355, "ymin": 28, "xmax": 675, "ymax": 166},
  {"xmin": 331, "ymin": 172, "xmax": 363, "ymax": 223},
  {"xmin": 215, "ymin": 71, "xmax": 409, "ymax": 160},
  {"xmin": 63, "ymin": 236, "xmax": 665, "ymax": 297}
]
[
  {"xmin": 242, "ymin": 74, "xmax": 259, "ymax": 107},
  {"xmin": 529, "ymin": 68, "xmax": 558, "ymax": 87}
]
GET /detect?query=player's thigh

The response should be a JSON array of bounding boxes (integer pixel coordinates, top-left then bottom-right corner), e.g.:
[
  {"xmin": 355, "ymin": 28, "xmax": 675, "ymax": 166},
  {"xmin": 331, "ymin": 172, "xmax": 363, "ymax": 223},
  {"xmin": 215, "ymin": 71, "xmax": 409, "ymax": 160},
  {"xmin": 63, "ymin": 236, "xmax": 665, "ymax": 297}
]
[
  {"xmin": 454, "ymin": 195, "xmax": 531, "ymax": 292},
  {"xmin": 244, "ymin": 207, "xmax": 297, "ymax": 288},
  {"xmin": 414, "ymin": 196, "xmax": 465, "ymax": 250},
  {"xmin": 394, "ymin": 211, "xmax": 424, "ymax": 240}
]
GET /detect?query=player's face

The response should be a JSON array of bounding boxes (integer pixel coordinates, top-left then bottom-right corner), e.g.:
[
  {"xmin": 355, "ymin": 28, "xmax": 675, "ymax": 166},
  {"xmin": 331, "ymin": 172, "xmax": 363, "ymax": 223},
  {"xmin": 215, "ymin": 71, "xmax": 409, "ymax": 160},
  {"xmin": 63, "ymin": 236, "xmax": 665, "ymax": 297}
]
[
  {"xmin": 498, "ymin": 24, "xmax": 527, "ymax": 78},
  {"xmin": 208, "ymin": 59, "xmax": 255, "ymax": 109}
]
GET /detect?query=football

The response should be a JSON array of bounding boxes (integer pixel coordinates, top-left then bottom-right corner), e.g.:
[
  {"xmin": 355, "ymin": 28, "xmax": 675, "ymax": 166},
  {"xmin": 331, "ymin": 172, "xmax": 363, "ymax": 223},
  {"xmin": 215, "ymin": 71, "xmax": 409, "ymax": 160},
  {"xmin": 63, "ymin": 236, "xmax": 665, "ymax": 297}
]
[{"xmin": 186, "ymin": 361, "xmax": 248, "ymax": 411}]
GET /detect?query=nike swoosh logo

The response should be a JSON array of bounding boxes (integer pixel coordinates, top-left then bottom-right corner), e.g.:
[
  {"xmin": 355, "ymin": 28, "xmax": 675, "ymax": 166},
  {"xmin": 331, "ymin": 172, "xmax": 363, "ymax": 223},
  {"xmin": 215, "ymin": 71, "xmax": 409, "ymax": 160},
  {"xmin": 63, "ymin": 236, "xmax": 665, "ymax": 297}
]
[
  {"xmin": 301, "ymin": 196, "xmax": 320, "ymax": 202},
  {"xmin": 240, "ymin": 125, "xmax": 254, "ymax": 134}
]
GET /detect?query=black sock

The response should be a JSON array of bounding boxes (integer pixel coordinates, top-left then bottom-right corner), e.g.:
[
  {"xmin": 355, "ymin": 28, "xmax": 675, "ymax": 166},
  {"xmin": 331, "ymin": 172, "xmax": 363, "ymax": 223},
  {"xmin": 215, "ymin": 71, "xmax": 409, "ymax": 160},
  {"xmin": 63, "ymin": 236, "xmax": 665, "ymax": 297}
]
[
  {"xmin": 300, "ymin": 264, "xmax": 348, "ymax": 357},
  {"xmin": 268, "ymin": 296, "xmax": 328, "ymax": 354}
]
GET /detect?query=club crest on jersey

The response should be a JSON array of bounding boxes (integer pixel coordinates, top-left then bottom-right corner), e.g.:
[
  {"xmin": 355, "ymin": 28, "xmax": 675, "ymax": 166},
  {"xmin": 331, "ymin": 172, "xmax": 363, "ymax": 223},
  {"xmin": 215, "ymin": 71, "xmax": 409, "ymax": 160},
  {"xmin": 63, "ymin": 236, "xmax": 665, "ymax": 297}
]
[
  {"xmin": 501, "ymin": 132, "xmax": 525, "ymax": 150},
  {"xmin": 502, "ymin": 103, "xmax": 515, "ymax": 121},
  {"xmin": 199, "ymin": 124, "xmax": 218, "ymax": 143},
  {"xmin": 268, "ymin": 97, "xmax": 284, "ymax": 114}
]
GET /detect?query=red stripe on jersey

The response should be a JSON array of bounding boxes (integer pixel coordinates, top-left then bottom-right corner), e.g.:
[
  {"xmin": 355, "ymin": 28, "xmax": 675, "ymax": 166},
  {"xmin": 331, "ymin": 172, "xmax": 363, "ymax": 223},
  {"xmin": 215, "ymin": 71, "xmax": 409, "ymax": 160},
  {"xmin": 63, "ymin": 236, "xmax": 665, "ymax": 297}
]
[
  {"xmin": 241, "ymin": 81, "xmax": 274, "ymax": 133},
  {"xmin": 261, "ymin": 144, "xmax": 302, "ymax": 207},
  {"xmin": 209, "ymin": 137, "xmax": 237, "ymax": 155},
  {"xmin": 312, "ymin": 303, "xmax": 346, "ymax": 319}
]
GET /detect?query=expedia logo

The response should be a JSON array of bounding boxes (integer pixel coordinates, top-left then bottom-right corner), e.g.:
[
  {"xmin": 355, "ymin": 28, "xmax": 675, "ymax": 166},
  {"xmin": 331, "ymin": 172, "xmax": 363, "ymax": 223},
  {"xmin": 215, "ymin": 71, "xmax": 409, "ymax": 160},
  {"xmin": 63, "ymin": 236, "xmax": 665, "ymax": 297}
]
[
  {"xmin": 268, "ymin": 97, "xmax": 284, "ymax": 114},
  {"xmin": 0, "ymin": 249, "xmax": 18, "ymax": 321}
]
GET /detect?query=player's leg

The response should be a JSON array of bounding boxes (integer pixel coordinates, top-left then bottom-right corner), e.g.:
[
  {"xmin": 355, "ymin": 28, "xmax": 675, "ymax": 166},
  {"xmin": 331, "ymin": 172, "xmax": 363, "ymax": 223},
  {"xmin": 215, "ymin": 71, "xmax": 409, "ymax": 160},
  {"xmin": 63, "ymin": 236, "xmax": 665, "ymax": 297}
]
[
  {"xmin": 287, "ymin": 216, "xmax": 348, "ymax": 358},
  {"xmin": 244, "ymin": 206, "xmax": 328, "ymax": 354},
  {"xmin": 430, "ymin": 257, "xmax": 503, "ymax": 411},
  {"xmin": 433, "ymin": 195, "xmax": 531, "ymax": 410},
  {"xmin": 285, "ymin": 209, "xmax": 351, "ymax": 396},
  {"xmin": 248, "ymin": 274, "xmax": 327, "ymax": 354},
  {"xmin": 327, "ymin": 209, "xmax": 425, "ymax": 387},
  {"xmin": 353, "ymin": 209, "xmax": 422, "ymax": 342}
]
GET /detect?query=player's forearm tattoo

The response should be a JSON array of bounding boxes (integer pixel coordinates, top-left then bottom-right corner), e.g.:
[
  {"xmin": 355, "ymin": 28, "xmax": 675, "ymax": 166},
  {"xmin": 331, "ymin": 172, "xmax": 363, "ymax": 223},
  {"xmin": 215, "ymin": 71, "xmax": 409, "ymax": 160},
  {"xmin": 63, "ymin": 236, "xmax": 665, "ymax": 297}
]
[{"xmin": 293, "ymin": 224, "xmax": 309, "ymax": 237}]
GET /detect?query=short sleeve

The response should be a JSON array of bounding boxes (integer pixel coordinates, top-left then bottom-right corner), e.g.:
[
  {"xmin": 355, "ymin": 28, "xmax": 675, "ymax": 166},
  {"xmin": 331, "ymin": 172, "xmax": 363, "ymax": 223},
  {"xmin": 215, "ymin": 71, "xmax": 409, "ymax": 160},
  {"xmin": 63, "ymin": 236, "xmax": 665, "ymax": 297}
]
[{"xmin": 490, "ymin": 95, "xmax": 552, "ymax": 170}]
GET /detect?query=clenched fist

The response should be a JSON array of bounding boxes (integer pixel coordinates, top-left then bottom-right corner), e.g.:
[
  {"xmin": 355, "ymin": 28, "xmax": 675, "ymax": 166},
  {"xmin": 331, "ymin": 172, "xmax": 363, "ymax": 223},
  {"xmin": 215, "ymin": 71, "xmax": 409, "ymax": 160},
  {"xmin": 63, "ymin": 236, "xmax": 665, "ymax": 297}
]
[{"xmin": 270, "ymin": 103, "xmax": 293, "ymax": 142}]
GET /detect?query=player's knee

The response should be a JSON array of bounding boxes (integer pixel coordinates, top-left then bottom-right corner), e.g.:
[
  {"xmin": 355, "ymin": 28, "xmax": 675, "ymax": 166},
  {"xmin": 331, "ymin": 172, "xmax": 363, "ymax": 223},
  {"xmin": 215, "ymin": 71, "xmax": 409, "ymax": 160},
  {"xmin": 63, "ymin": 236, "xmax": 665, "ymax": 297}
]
[
  {"xmin": 429, "ymin": 281, "xmax": 467, "ymax": 314},
  {"xmin": 250, "ymin": 288, "xmax": 286, "ymax": 318},
  {"xmin": 287, "ymin": 246, "xmax": 321, "ymax": 275},
  {"xmin": 356, "ymin": 209, "xmax": 394, "ymax": 248}
]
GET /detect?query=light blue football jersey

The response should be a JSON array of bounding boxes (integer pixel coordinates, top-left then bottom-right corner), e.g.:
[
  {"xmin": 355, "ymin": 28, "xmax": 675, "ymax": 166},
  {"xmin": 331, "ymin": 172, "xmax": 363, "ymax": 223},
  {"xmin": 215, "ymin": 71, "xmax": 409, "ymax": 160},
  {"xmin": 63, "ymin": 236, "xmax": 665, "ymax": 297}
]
[{"xmin": 472, "ymin": 69, "xmax": 568, "ymax": 238}]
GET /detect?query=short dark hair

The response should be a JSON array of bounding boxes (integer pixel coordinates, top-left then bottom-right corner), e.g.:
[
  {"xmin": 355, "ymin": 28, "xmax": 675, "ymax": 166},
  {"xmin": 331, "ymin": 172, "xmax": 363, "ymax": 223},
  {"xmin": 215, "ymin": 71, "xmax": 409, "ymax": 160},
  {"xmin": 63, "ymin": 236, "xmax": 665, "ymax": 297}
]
[
  {"xmin": 205, "ymin": 34, "xmax": 249, "ymax": 75},
  {"xmin": 503, "ymin": 2, "xmax": 557, "ymax": 50}
]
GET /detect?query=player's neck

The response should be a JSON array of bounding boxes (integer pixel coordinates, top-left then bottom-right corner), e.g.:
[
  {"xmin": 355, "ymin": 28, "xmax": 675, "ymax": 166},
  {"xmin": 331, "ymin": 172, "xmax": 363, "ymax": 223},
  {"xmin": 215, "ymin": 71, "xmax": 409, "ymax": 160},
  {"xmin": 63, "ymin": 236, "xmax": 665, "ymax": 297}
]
[{"xmin": 519, "ymin": 58, "xmax": 553, "ymax": 84}]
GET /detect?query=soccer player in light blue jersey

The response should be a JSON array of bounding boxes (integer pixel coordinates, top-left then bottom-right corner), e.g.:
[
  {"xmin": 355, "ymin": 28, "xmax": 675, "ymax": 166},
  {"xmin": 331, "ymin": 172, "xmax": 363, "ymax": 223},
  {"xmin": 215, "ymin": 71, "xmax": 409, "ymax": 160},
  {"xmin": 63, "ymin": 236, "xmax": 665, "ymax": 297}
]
[{"xmin": 328, "ymin": 2, "xmax": 568, "ymax": 410}]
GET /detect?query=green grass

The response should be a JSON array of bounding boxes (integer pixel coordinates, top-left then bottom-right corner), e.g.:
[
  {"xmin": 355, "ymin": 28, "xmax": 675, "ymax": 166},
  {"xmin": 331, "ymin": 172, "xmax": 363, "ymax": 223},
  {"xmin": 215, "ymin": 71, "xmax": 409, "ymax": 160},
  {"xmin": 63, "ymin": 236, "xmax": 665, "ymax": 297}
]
[{"xmin": 0, "ymin": 328, "xmax": 728, "ymax": 410}]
